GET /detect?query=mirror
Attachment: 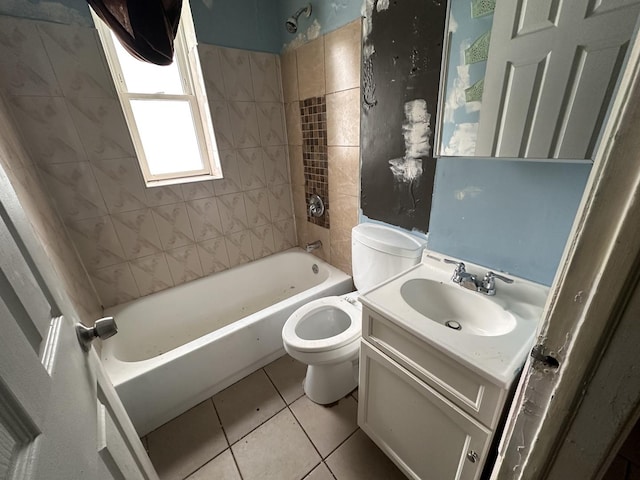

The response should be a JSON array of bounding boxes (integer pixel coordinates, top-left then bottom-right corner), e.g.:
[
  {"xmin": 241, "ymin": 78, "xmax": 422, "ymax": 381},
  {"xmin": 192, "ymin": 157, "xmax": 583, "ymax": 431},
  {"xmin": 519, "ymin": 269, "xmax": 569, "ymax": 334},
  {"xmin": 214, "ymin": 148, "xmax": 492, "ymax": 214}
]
[{"xmin": 435, "ymin": 0, "xmax": 640, "ymax": 160}]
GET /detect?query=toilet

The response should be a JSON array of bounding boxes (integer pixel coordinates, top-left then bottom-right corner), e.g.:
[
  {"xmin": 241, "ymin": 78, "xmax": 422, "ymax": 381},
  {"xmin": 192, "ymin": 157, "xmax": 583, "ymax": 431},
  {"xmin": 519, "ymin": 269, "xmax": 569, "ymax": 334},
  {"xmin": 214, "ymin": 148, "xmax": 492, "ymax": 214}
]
[{"xmin": 282, "ymin": 223, "xmax": 426, "ymax": 404}]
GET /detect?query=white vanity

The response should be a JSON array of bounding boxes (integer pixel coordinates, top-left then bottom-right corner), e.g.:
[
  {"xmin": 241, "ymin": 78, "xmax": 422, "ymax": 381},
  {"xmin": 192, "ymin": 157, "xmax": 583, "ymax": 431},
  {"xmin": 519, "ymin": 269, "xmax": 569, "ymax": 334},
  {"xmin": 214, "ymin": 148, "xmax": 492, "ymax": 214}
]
[{"xmin": 357, "ymin": 252, "xmax": 548, "ymax": 480}]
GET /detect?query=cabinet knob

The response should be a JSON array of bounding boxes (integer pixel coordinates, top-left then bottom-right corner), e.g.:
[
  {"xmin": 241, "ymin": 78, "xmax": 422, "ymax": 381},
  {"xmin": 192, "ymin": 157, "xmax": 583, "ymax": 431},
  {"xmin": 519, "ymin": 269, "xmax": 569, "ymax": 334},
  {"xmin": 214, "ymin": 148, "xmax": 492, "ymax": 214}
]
[{"xmin": 466, "ymin": 451, "xmax": 479, "ymax": 463}]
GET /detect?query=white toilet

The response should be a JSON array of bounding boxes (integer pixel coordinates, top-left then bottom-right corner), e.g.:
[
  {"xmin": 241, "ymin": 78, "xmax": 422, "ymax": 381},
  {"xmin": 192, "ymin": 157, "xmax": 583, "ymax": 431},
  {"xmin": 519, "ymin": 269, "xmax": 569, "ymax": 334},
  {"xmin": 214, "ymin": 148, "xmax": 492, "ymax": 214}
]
[{"xmin": 282, "ymin": 223, "xmax": 426, "ymax": 404}]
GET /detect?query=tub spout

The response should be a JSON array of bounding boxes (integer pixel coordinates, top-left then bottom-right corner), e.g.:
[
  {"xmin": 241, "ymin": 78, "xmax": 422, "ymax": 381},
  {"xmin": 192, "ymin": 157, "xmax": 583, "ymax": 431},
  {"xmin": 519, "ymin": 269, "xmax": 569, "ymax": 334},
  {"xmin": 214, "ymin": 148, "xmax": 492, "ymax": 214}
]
[{"xmin": 305, "ymin": 240, "xmax": 322, "ymax": 252}]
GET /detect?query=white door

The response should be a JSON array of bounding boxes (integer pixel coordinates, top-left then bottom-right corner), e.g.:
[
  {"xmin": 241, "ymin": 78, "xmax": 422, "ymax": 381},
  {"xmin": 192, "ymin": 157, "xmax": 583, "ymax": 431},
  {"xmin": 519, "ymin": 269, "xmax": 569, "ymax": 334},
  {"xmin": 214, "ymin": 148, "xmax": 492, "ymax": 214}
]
[
  {"xmin": 476, "ymin": 0, "xmax": 640, "ymax": 159},
  {"xmin": 490, "ymin": 18, "xmax": 640, "ymax": 479},
  {"xmin": 0, "ymin": 170, "xmax": 158, "ymax": 479}
]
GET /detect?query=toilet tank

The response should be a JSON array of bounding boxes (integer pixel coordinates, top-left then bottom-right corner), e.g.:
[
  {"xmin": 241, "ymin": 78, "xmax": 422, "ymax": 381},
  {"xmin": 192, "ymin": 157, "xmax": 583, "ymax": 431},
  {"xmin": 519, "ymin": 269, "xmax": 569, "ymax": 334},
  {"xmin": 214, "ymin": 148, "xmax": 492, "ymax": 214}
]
[{"xmin": 351, "ymin": 223, "xmax": 426, "ymax": 292}]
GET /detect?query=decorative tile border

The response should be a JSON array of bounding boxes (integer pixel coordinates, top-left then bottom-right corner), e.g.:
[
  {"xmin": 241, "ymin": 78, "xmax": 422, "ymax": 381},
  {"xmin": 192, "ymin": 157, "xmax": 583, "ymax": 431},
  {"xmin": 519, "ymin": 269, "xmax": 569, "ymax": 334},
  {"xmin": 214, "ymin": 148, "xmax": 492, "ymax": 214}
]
[{"xmin": 300, "ymin": 96, "xmax": 329, "ymax": 228}]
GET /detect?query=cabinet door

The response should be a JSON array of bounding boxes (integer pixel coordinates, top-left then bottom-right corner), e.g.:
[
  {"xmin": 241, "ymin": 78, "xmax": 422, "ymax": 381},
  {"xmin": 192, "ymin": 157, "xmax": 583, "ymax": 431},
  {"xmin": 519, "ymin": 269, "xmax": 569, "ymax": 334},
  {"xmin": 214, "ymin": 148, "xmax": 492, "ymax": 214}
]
[{"xmin": 358, "ymin": 342, "xmax": 491, "ymax": 480}]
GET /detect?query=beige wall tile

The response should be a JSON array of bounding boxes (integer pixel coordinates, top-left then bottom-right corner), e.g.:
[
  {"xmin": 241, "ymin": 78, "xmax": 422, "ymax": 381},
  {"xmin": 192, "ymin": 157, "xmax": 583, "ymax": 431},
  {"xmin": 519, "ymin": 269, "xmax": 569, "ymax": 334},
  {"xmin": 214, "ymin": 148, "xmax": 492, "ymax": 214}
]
[
  {"xmin": 325, "ymin": 19, "xmax": 362, "ymax": 94},
  {"xmin": 296, "ymin": 38, "xmax": 325, "ymax": 100},
  {"xmin": 1, "ymin": 18, "xmax": 301, "ymax": 309},
  {"xmin": 328, "ymin": 146, "xmax": 360, "ymax": 197},
  {"xmin": 303, "ymin": 221, "xmax": 331, "ymax": 263},
  {"xmin": 280, "ymin": 49, "xmax": 299, "ymax": 103},
  {"xmin": 330, "ymin": 224, "xmax": 353, "ymax": 276},
  {"xmin": 292, "ymin": 184, "xmax": 307, "ymax": 219},
  {"xmin": 327, "ymin": 88, "xmax": 360, "ymax": 146},
  {"xmin": 289, "ymin": 146, "xmax": 304, "ymax": 186},
  {"xmin": 284, "ymin": 101, "xmax": 302, "ymax": 146},
  {"xmin": 329, "ymin": 194, "xmax": 358, "ymax": 275},
  {"xmin": 0, "ymin": 94, "xmax": 102, "ymax": 319}
]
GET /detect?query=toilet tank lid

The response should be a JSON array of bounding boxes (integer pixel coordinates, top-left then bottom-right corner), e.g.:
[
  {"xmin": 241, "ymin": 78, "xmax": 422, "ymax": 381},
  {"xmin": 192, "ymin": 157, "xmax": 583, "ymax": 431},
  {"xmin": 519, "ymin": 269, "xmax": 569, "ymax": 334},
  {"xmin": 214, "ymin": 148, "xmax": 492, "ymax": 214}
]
[{"xmin": 352, "ymin": 224, "xmax": 426, "ymax": 258}]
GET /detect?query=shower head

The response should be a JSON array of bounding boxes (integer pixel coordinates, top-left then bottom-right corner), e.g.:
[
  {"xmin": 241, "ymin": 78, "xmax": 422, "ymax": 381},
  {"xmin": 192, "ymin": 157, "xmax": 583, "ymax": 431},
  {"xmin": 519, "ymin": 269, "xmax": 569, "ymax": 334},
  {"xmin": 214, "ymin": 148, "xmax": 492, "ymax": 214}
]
[{"xmin": 286, "ymin": 4, "xmax": 312, "ymax": 34}]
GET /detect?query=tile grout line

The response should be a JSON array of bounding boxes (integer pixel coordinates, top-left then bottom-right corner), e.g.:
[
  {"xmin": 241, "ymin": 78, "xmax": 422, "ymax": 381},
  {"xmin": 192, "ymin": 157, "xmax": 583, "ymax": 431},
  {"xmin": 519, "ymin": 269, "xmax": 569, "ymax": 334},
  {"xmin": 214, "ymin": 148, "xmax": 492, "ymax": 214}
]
[
  {"xmin": 173, "ymin": 398, "xmax": 237, "ymax": 480},
  {"xmin": 262, "ymin": 366, "xmax": 329, "ymax": 480},
  {"xmin": 209, "ymin": 397, "xmax": 245, "ymax": 480}
]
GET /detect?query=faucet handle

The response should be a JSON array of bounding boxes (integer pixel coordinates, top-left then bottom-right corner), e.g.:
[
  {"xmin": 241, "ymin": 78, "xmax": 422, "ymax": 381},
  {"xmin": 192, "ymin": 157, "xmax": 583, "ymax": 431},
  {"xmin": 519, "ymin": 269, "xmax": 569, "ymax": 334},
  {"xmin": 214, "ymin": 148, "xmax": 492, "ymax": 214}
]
[
  {"xmin": 444, "ymin": 258, "xmax": 466, "ymax": 282},
  {"xmin": 481, "ymin": 271, "xmax": 513, "ymax": 295},
  {"xmin": 444, "ymin": 258, "xmax": 465, "ymax": 270}
]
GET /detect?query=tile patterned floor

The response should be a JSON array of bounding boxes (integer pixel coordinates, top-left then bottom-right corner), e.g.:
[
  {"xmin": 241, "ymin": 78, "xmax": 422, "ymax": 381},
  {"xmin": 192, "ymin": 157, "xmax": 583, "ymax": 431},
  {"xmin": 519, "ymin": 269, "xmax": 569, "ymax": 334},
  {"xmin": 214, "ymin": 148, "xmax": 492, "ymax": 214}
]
[{"xmin": 143, "ymin": 354, "xmax": 407, "ymax": 480}]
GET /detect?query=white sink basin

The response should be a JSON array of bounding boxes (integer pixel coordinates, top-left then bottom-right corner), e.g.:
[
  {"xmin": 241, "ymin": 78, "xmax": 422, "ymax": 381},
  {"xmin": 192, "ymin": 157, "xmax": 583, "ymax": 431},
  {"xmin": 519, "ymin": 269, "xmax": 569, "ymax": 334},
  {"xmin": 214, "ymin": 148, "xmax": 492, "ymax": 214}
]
[
  {"xmin": 358, "ymin": 251, "xmax": 549, "ymax": 388},
  {"xmin": 400, "ymin": 278, "xmax": 517, "ymax": 336}
]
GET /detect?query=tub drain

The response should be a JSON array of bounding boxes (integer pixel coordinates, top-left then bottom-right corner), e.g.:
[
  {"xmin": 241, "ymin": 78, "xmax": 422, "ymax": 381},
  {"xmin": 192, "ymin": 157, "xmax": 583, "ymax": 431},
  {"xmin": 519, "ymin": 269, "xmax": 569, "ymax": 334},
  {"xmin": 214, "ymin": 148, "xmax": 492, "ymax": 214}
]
[
  {"xmin": 312, "ymin": 264, "xmax": 319, "ymax": 274},
  {"xmin": 445, "ymin": 320, "xmax": 462, "ymax": 331}
]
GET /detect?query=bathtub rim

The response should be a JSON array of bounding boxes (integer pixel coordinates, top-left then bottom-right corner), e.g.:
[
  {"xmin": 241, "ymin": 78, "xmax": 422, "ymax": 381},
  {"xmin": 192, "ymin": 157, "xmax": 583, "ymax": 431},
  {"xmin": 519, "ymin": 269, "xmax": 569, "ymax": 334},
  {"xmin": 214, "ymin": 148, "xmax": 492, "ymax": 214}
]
[{"xmin": 100, "ymin": 248, "xmax": 353, "ymax": 386}]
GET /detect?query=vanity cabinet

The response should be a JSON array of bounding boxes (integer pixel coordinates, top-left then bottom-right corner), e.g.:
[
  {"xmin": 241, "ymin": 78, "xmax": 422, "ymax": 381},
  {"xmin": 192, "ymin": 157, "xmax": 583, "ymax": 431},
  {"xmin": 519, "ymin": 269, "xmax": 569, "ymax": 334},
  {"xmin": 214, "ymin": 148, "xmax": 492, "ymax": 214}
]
[{"xmin": 358, "ymin": 306, "xmax": 511, "ymax": 480}]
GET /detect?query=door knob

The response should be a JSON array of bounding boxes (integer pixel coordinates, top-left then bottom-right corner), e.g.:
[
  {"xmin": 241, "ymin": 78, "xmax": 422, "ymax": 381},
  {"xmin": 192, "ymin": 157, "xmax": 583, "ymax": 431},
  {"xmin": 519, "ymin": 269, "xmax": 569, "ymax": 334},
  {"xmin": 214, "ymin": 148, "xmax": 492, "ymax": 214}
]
[{"xmin": 76, "ymin": 316, "xmax": 117, "ymax": 352}]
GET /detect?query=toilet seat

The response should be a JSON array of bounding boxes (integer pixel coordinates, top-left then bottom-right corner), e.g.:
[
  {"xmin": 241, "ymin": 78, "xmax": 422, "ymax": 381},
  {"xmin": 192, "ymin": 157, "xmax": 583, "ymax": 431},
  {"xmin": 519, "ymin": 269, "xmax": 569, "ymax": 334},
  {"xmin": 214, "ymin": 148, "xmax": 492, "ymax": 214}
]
[{"xmin": 282, "ymin": 296, "xmax": 361, "ymax": 353}]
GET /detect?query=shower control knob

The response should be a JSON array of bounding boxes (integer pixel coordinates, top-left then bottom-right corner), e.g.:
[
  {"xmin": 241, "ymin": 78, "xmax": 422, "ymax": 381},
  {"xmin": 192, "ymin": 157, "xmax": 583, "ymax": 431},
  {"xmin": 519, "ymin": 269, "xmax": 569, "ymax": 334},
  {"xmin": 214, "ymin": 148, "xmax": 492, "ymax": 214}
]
[{"xmin": 76, "ymin": 316, "xmax": 118, "ymax": 352}]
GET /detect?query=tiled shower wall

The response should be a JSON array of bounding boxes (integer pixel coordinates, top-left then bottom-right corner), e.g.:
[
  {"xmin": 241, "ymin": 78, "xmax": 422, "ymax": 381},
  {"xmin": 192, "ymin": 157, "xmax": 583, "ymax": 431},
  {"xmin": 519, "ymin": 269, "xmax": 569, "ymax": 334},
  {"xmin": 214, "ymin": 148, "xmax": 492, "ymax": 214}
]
[
  {"xmin": 0, "ymin": 95, "xmax": 102, "ymax": 322},
  {"xmin": 0, "ymin": 15, "xmax": 295, "ymax": 308},
  {"xmin": 281, "ymin": 20, "xmax": 361, "ymax": 275}
]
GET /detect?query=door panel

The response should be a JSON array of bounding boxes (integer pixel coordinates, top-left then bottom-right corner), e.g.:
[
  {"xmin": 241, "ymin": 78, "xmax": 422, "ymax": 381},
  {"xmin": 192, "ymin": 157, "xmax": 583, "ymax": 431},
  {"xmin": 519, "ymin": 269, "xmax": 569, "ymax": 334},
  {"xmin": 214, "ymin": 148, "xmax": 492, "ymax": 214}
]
[
  {"xmin": 0, "ymin": 165, "xmax": 157, "ymax": 479},
  {"xmin": 476, "ymin": 0, "xmax": 640, "ymax": 159}
]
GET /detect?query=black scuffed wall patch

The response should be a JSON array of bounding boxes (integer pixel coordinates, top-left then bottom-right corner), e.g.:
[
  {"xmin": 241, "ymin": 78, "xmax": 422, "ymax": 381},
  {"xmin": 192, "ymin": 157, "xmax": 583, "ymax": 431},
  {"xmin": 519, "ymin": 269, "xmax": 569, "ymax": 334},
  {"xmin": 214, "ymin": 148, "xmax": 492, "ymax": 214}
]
[{"xmin": 361, "ymin": 0, "xmax": 446, "ymax": 232}]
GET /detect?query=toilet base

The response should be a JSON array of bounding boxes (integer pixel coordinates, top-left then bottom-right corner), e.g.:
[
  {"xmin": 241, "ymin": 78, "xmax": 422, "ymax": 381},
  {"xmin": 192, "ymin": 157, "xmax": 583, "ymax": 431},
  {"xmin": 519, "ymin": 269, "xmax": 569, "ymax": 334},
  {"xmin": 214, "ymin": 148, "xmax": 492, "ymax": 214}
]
[{"xmin": 303, "ymin": 360, "xmax": 358, "ymax": 405}]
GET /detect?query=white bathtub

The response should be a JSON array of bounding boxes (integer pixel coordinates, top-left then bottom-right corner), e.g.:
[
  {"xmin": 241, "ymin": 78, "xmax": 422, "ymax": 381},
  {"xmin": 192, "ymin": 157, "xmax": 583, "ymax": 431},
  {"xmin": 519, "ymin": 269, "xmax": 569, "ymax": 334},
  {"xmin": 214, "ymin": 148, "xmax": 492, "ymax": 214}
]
[{"xmin": 101, "ymin": 248, "xmax": 353, "ymax": 435}]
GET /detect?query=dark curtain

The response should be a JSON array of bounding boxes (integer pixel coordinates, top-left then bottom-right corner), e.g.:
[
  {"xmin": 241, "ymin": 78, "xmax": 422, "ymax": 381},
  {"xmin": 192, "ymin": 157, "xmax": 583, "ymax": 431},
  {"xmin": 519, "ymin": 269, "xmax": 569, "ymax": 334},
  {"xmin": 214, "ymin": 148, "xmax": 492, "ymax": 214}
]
[{"xmin": 88, "ymin": 0, "xmax": 183, "ymax": 65}]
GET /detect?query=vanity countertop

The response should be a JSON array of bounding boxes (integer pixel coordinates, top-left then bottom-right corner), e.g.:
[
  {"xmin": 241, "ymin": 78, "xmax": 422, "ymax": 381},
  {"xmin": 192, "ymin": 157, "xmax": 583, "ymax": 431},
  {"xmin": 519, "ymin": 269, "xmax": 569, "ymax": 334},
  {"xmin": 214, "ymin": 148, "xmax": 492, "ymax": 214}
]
[{"xmin": 358, "ymin": 251, "xmax": 550, "ymax": 388}]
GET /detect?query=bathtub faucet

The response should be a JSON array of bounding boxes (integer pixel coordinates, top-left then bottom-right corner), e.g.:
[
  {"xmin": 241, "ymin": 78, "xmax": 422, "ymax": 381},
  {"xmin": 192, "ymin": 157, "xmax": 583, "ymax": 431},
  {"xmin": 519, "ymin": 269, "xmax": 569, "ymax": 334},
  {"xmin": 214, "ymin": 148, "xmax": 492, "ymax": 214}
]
[{"xmin": 305, "ymin": 240, "xmax": 322, "ymax": 252}]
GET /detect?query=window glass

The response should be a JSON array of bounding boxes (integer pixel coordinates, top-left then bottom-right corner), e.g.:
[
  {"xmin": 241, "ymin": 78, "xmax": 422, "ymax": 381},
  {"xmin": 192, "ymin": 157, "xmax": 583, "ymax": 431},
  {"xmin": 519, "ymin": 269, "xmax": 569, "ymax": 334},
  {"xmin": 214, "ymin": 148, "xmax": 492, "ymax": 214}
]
[
  {"xmin": 130, "ymin": 100, "xmax": 203, "ymax": 175},
  {"xmin": 112, "ymin": 31, "xmax": 185, "ymax": 95}
]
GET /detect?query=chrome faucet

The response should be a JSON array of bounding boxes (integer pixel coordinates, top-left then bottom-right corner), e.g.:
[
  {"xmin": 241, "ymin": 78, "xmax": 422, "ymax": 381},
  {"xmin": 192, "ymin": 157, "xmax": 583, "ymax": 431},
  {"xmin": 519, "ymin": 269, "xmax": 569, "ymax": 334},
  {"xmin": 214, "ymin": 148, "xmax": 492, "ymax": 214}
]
[
  {"xmin": 444, "ymin": 259, "xmax": 478, "ymax": 291},
  {"xmin": 478, "ymin": 271, "xmax": 513, "ymax": 296},
  {"xmin": 305, "ymin": 240, "xmax": 322, "ymax": 252},
  {"xmin": 444, "ymin": 259, "xmax": 513, "ymax": 295}
]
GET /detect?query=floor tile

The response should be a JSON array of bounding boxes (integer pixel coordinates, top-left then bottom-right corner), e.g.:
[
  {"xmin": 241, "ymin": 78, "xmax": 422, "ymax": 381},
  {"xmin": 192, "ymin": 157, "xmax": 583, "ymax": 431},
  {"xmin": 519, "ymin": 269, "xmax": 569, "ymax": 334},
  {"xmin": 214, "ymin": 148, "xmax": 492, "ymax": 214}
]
[
  {"xmin": 304, "ymin": 462, "xmax": 335, "ymax": 480},
  {"xmin": 264, "ymin": 354, "xmax": 307, "ymax": 404},
  {"xmin": 147, "ymin": 400, "xmax": 227, "ymax": 480},
  {"xmin": 213, "ymin": 369, "xmax": 286, "ymax": 444},
  {"xmin": 186, "ymin": 450, "xmax": 241, "ymax": 480},
  {"xmin": 326, "ymin": 430, "xmax": 407, "ymax": 480},
  {"xmin": 232, "ymin": 408, "xmax": 321, "ymax": 480},
  {"xmin": 291, "ymin": 395, "xmax": 358, "ymax": 458}
]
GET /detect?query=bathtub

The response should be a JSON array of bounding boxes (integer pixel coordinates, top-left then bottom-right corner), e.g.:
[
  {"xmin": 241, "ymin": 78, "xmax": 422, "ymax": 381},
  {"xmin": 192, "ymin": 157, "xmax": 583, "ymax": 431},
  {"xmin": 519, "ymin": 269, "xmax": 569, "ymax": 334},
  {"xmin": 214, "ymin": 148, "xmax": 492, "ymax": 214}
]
[{"xmin": 101, "ymin": 248, "xmax": 353, "ymax": 436}]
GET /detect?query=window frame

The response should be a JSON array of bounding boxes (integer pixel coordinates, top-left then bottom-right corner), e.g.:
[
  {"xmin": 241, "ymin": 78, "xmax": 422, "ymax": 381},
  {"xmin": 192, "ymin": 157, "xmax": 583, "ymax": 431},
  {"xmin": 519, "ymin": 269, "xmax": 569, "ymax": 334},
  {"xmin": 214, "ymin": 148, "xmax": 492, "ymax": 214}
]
[{"xmin": 92, "ymin": 0, "xmax": 222, "ymax": 187}]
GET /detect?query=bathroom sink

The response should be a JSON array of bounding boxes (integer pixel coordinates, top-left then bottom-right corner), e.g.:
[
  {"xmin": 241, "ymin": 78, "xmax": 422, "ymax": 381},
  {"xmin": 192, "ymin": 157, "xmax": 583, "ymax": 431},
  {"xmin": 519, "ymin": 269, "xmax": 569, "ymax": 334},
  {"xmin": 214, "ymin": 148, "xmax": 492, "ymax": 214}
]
[{"xmin": 400, "ymin": 278, "xmax": 517, "ymax": 336}]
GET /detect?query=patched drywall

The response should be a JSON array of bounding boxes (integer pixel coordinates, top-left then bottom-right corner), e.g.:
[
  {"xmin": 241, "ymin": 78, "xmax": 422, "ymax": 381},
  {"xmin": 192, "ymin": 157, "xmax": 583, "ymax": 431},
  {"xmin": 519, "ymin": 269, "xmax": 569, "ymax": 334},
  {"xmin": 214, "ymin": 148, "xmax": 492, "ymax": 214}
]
[
  {"xmin": 428, "ymin": 159, "xmax": 591, "ymax": 285},
  {"xmin": 360, "ymin": 0, "xmax": 446, "ymax": 232},
  {"xmin": 280, "ymin": 0, "xmax": 361, "ymax": 51}
]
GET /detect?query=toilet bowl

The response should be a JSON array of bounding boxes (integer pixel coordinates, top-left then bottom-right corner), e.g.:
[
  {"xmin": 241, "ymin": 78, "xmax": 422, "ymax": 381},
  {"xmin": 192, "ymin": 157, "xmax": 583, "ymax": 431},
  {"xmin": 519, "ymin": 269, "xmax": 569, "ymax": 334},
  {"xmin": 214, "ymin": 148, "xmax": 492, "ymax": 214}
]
[
  {"xmin": 283, "ymin": 295, "xmax": 361, "ymax": 404},
  {"xmin": 282, "ymin": 223, "xmax": 427, "ymax": 405}
]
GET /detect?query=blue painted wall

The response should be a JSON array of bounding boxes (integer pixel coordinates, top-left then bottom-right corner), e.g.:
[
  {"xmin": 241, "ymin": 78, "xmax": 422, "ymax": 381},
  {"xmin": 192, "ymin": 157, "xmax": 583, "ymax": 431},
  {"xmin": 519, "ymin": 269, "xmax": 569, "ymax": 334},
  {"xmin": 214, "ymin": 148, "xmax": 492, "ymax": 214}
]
[
  {"xmin": 0, "ymin": 0, "xmax": 92, "ymax": 25},
  {"xmin": 427, "ymin": 160, "xmax": 592, "ymax": 285},
  {"xmin": 190, "ymin": 0, "xmax": 281, "ymax": 53},
  {"xmin": 279, "ymin": 0, "xmax": 361, "ymax": 49},
  {"xmin": 0, "ymin": 0, "xmax": 361, "ymax": 53}
]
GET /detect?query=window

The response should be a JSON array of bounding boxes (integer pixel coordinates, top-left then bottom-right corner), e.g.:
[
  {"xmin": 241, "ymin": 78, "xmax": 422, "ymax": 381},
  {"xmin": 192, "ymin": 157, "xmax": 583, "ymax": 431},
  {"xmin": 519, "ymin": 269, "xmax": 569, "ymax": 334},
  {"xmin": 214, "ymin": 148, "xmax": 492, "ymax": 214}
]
[{"xmin": 92, "ymin": 1, "xmax": 221, "ymax": 187}]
